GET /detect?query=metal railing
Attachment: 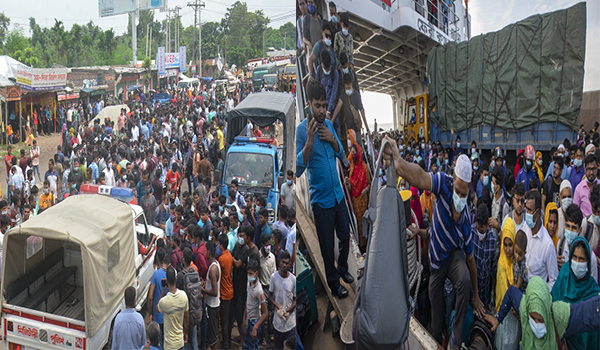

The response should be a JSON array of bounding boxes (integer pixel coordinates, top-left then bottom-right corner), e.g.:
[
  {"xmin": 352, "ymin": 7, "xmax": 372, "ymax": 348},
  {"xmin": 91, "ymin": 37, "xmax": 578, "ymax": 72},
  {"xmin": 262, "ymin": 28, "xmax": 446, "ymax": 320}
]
[{"xmin": 411, "ymin": 0, "xmax": 460, "ymax": 38}]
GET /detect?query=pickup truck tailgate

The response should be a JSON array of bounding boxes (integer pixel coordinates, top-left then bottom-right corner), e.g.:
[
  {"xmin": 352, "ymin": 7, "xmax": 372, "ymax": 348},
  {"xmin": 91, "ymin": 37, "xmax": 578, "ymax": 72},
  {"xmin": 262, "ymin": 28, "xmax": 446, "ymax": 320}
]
[{"xmin": 3, "ymin": 309, "xmax": 86, "ymax": 350}]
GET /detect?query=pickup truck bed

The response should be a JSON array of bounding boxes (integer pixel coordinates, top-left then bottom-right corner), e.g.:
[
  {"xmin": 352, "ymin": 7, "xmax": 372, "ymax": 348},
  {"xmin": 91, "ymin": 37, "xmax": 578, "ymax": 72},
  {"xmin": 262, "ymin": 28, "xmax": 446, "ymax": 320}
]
[{"xmin": 54, "ymin": 286, "xmax": 85, "ymax": 321}]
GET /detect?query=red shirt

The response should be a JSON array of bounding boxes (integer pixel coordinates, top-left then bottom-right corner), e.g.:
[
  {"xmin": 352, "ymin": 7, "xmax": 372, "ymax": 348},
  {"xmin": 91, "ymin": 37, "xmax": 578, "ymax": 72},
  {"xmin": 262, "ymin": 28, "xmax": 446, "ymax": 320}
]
[
  {"xmin": 4, "ymin": 155, "xmax": 13, "ymax": 174},
  {"xmin": 193, "ymin": 243, "xmax": 209, "ymax": 278},
  {"xmin": 166, "ymin": 170, "xmax": 180, "ymax": 191}
]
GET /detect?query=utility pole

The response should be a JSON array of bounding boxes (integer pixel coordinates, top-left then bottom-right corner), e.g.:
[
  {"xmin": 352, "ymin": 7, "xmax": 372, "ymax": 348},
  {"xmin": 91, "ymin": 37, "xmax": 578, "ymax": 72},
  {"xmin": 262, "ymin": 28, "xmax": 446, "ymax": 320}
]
[
  {"xmin": 174, "ymin": 6, "xmax": 181, "ymax": 50},
  {"xmin": 131, "ymin": 0, "xmax": 139, "ymax": 67},
  {"xmin": 188, "ymin": 0, "xmax": 205, "ymax": 75},
  {"xmin": 166, "ymin": 10, "xmax": 170, "ymax": 53}
]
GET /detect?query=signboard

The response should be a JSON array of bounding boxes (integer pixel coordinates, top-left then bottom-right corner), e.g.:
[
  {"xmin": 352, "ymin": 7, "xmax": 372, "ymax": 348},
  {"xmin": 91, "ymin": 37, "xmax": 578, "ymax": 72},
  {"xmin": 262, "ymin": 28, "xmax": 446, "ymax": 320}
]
[
  {"xmin": 57, "ymin": 92, "xmax": 80, "ymax": 101},
  {"xmin": 158, "ymin": 68, "xmax": 179, "ymax": 78},
  {"xmin": 179, "ymin": 46, "xmax": 186, "ymax": 73},
  {"xmin": 165, "ymin": 52, "xmax": 180, "ymax": 69},
  {"xmin": 99, "ymin": 0, "xmax": 166, "ymax": 18},
  {"xmin": 157, "ymin": 47, "xmax": 165, "ymax": 75},
  {"xmin": 17, "ymin": 68, "xmax": 67, "ymax": 92},
  {"xmin": 1, "ymin": 85, "xmax": 21, "ymax": 101}
]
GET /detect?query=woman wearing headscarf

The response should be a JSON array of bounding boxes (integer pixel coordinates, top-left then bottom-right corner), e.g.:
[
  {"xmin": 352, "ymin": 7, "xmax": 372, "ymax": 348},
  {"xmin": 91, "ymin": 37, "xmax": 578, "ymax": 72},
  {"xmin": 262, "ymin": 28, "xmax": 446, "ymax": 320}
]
[
  {"xmin": 534, "ymin": 151, "xmax": 544, "ymax": 181},
  {"xmin": 485, "ymin": 276, "xmax": 600, "ymax": 350},
  {"xmin": 346, "ymin": 142, "xmax": 369, "ymax": 249},
  {"xmin": 410, "ymin": 186, "xmax": 423, "ymax": 229},
  {"xmin": 494, "ymin": 217, "xmax": 519, "ymax": 350},
  {"xmin": 551, "ymin": 236, "xmax": 600, "ymax": 350},
  {"xmin": 545, "ymin": 202, "xmax": 560, "ymax": 251},
  {"xmin": 514, "ymin": 149, "xmax": 524, "ymax": 179}
]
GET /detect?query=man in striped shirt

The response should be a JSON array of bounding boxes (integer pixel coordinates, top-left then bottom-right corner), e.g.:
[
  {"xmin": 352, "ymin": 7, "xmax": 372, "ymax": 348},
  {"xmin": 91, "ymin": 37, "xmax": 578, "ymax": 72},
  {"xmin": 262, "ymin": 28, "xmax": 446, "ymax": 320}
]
[{"xmin": 384, "ymin": 137, "xmax": 484, "ymax": 350}]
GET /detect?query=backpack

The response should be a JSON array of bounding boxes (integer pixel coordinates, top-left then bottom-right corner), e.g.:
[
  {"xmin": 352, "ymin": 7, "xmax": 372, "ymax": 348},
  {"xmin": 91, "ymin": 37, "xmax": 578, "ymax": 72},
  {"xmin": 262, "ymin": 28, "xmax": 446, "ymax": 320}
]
[
  {"xmin": 172, "ymin": 249, "xmax": 184, "ymax": 272},
  {"xmin": 183, "ymin": 268, "xmax": 204, "ymax": 325}
]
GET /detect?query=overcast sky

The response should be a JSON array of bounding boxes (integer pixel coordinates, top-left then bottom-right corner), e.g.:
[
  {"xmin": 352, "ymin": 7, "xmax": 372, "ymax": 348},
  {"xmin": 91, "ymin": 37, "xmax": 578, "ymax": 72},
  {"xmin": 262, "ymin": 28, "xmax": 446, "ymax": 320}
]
[
  {"xmin": 364, "ymin": 0, "xmax": 599, "ymax": 130},
  {"xmin": 3, "ymin": 0, "xmax": 295, "ymax": 35}
]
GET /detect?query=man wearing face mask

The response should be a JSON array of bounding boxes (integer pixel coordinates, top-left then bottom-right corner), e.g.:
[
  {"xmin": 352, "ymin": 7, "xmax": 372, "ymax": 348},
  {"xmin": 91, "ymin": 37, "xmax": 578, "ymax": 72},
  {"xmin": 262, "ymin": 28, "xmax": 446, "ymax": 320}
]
[
  {"xmin": 308, "ymin": 22, "xmax": 337, "ymax": 80},
  {"xmin": 568, "ymin": 147, "xmax": 585, "ymax": 189},
  {"xmin": 545, "ymin": 144, "xmax": 570, "ymax": 181},
  {"xmin": 328, "ymin": 2, "xmax": 340, "ymax": 46},
  {"xmin": 342, "ymin": 73, "xmax": 368, "ymax": 147},
  {"xmin": 573, "ymin": 154, "xmax": 600, "ymax": 217},
  {"xmin": 334, "ymin": 13, "xmax": 354, "ymax": 71},
  {"xmin": 523, "ymin": 189, "xmax": 559, "ymax": 290},
  {"xmin": 280, "ymin": 170, "xmax": 296, "ymax": 211},
  {"xmin": 314, "ymin": 50, "xmax": 340, "ymax": 143},
  {"xmin": 296, "ymin": 79, "xmax": 353, "ymax": 299},
  {"xmin": 302, "ymin": 0, "xmax": 323, "ymax": 54},
  {"xmin": 383, "ymin": 138, "xmax": 485, "ymax": 349},
  {"xmin": 517, "ymin": 145, "xmax": 538, "ymax": 192},
  {"xmin": 68, "ymin": 158, "xmax": 84, "ymax": 191},
  {"xmin": 556, "ymin": 204, "xmax": 598, "ymax": 282}
]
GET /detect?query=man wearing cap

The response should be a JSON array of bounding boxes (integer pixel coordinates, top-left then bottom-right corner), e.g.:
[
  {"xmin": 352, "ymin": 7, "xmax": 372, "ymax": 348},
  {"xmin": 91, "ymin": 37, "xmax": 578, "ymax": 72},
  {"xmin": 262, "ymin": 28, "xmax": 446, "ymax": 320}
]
[
  {"xmin": 574, "ymin": 154, "xmax": 599, "ymax": 217},
  {"xmin": 516, "ymin": 145, "xmax": 538, "ymax": 192},
  {"xmin": 555, "ymin": 179, "xmax": 573, "ymax": 244},
  {"xmin": 545, "ymin": 144, "xmax": 570, "ymax": 181},
  {"xmin": 383, "ymin": 137, "xmax": 484, "ymax": 349}
]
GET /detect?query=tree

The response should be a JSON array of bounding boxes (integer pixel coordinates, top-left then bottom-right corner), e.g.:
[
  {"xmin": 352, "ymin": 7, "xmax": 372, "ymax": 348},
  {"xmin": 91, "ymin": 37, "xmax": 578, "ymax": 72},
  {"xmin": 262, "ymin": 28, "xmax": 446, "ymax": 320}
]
[
  {"xmin": 0, "ymin": 12, "xmax": 10, "ymax": 52},
  {"xmin": 15, "ymin": 47, "xmax": 40, "ymax": 67},
  {"xmin": 4, "ymin": 25, "xmax": 30, "ymax": 57}
]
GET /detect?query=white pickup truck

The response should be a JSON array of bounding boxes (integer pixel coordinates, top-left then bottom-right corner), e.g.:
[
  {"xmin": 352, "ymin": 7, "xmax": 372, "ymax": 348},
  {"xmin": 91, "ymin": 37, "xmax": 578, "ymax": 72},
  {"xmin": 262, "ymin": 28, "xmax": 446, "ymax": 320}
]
[{"xmin": 1, "ymin": 192, "xmax": 164, "ymax": 350}]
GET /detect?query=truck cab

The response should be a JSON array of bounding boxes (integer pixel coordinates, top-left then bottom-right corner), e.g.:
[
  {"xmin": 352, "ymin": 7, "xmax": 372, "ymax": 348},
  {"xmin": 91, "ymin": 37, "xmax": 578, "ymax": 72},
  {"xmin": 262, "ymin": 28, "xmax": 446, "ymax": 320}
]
[
  {"xmin": 222, "ymin": 138, "xmax": 281, "ymax": 223},
  {"xmin": 221, "ymin": 92, "xmax": 296, "ymax": 223}
]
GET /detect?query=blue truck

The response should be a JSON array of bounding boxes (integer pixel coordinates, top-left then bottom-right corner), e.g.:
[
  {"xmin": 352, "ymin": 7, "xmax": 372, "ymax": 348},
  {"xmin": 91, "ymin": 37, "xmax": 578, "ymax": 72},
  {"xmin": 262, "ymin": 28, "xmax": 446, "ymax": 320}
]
[{"xmin": 221, "ymin": 92, "xmax": 296, "ymax": 223}]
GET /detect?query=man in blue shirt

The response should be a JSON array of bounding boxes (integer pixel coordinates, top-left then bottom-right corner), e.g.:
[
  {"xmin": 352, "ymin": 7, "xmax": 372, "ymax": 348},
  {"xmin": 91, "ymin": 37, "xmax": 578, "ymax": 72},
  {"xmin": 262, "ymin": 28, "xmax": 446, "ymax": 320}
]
[
  {"xmin": 296, "ymin": 79, "xmax": 352, "ymax": 299},
  {"xmin": 383, "ymin": 139, "xmax": 485, "ymax": 349},
  {"xmin": 517, "ymin": 145, "xmax": 538, "ymax": 192},
  {"xmin": 111, "ymin": 287, "xmax": 146, "ymax": 350},
  {"xmin": 569, "ymin": 146, "xmax": 585, "ymax": 189},
  {"xmin": 147, "ymin": 247, "xmax": 169, "ymax": 348}
]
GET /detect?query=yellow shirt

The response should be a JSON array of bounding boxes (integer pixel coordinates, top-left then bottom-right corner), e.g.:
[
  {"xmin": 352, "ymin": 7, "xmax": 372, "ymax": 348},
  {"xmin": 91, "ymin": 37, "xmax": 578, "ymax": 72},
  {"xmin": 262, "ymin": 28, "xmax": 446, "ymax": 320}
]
[
  {"xmin": 216, "ymin": 129, "xmax": 224, "ymax": 151},
  {"xmin": 157, "ymin": 289, "xmax": 189, "ymax": 350},
  {"xmin": 39, "ymin": 192, "xmax": 55, "ymax": 211}
]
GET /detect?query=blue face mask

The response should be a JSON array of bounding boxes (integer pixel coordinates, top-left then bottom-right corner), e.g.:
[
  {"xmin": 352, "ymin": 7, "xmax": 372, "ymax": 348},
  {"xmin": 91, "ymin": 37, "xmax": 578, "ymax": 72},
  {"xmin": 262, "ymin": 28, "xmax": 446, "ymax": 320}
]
[
  {"xmin": 238, "ymin": 237, "xmax": 244, "ymax": 245},
  {"xmin": 571, "ymin": 259, "xmax": 588, "ymax": 279},
  {"xmin": 473, "ymin": 166, "xmax": 479, "ymax": 171},
  {"xmin": 342, "ymin": 28, "xmax": 349, "ymax": 36},
  {"xmin": 198, "ymin": 219, "xmax": 205, "ymax": 229},
  {"xmin": 526, "ymin": 210, "xmax": 538, "ymax": 228},
  {"xmin": 594, "ymin": 215, "xmax": 600, "ymax": 226},
  {"xmin": 564, "ymin": 229, "xmax": 578, "ymax": 246},
  {"xmin": 526, "ymin": 160, "xmax": 532, "ymax": 168},
  {"xmin": 444, "ymin": 159, "xmax": 449, "ymax": 165},
  {"xmin": 482, "ymin": 176, "xmax": 489, "ymax": 186},
  {"xmin": 453, "ymin": 190, "xmax": 467, "ymax": 213},
  {"xmin": 323, "ymin": 68, "xmax": 331, "ymax": 75},
  {"xmin": 308, "ymin": 4, "xmax": 316, "ymax": 14},
  {"xmin": 286, "ymin": 179, "xmax": 293, "ymax": 186},
  {"xmin": 219, "ymin": 205, "xmax": 223, "ymax": 213},
  {"xmin": 323, "ymin": 38, "xmax": 332, "ymax": 47},
  {"xmin": 343, "ymin": 67, "xmax": 349, "ymax": 74},
  {"xmin": 248, "ymin": 275, "xmax": 256, "ymax": 283},
  {"xmin": 573, "ymin": 158, "xmax": 583, "ymax": 168},
  {"xmin": 528, "ymin": 316, "xmax": 547, "ymax": 339},
  {"xmin": 331, "ymin": 15, "xmax": 337, "ymax": 23}
]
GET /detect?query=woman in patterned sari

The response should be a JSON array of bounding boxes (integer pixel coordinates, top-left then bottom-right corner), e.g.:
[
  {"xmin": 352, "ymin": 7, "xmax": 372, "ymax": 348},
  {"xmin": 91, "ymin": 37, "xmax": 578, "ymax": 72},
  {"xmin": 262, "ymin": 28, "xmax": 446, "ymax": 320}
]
[{"xmin": 346, "ymin": 142, "xmax": 370, "ymax": 250}]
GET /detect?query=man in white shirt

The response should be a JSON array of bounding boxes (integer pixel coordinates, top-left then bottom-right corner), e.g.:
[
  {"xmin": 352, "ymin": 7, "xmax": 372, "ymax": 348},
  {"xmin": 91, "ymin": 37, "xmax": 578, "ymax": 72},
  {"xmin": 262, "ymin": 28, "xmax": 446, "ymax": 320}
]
[
  {"xmin": 524, "ymin": 189, "xmax": 559, "ymax": 290},
  {"xmin": 131, "ymin": 123, "xmax": 140, "ymax": 142}
]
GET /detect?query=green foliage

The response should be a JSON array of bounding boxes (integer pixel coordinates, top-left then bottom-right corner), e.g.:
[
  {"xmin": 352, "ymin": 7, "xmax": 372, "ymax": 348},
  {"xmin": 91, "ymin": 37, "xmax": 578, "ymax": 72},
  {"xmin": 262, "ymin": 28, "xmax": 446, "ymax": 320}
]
[{"xmin": 0, "ymin": 7, "xmax": 292, "ymax": 70}]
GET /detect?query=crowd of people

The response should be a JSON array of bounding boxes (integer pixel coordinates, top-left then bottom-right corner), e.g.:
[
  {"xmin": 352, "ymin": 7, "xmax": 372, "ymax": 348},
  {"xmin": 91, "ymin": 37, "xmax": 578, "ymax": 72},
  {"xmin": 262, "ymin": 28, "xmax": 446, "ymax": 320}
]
[
  {"xmin": 1, "ymin": 78, "xmax": 299, "ymax": 350},
  {"xmin": 298, "ymin": 67, "xmax": 600, "ymax": 349}
]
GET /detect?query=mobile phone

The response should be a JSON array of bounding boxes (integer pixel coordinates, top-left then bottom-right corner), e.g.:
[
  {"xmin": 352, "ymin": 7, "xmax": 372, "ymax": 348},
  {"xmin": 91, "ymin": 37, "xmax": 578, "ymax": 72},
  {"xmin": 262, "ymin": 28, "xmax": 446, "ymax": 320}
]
[
  {"xmin": 161, "ymin": 279, "xmax": 167, "ymax": 288},
  {"xmin": 304, "ymin": 105, "xmax": 312, "ymax": 122}
]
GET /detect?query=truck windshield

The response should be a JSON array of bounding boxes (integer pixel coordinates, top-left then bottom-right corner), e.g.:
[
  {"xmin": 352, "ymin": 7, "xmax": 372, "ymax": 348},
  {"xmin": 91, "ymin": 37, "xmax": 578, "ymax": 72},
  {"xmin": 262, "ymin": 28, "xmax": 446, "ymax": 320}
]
[{"xmin": 224, "ymin": 153, "xmax": 274, "ymax": 187}]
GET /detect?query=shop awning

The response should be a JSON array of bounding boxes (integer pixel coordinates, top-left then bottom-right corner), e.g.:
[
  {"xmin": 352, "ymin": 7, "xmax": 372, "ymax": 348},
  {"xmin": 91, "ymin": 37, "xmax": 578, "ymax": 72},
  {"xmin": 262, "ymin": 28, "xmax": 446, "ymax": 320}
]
[{"xmin": 81, "ymin": 87, "xmax": 106, "ymax": 96}]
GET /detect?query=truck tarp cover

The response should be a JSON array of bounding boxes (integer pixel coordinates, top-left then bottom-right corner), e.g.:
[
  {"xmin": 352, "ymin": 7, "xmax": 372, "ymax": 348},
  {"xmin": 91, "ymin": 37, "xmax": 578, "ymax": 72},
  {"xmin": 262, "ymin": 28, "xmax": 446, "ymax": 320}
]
[
  {"xmin": 427, "ymin": 2, "xmax": 586, "ymax": 132},
  {"xmin": 2, "ymin": 195, "xmax": 136, "ymax": 337},
  {"xmin": 226, "ymin": 92, "xmax": 295, "ymax": 144}
]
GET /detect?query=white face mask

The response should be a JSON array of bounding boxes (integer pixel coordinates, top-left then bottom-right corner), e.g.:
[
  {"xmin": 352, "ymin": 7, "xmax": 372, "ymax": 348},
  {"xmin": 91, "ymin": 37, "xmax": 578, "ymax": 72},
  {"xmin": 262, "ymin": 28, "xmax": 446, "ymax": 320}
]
[
  {"xmin": 345, "ymin": 89, "xmax": 353, "ymax": 96},
  {"xmin": 323, "ymin": 68, "xmax": 331, "ymax": 76}
]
